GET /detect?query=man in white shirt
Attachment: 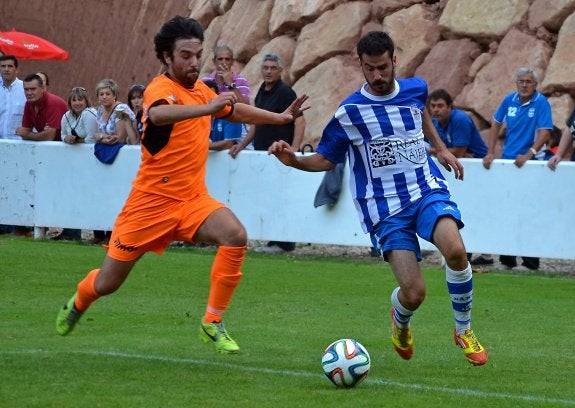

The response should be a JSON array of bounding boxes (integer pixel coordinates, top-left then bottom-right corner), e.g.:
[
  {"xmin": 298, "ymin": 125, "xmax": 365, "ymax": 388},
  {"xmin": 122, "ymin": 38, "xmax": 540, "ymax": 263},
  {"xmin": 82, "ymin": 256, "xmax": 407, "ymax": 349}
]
[{"xmin": 0, "ymin": 55, "xmax": 26, "ymax": 140}]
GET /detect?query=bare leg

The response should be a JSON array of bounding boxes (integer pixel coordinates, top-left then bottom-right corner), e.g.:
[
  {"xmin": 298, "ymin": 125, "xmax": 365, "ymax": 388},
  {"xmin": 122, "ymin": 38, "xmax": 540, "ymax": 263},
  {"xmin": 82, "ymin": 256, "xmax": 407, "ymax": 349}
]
[
  {"xmin": 431, "ymin": 217, "xmax": 467, "ymax": 270},
  {"xmin": 94, "ymin": 256, "xmax": 139, "ymax": 295},
  {"xmin": 387, "ymin": 249, "xmax": 426, "ymax": 311},
  {"xmin": 194, "ymin": 207, "xmax": 247, "ymax": 247}
]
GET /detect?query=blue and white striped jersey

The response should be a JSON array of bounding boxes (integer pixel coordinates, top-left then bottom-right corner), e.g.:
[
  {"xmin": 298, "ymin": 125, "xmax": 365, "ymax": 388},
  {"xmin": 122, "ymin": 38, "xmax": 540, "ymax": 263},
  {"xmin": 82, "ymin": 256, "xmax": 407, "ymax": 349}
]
[{"xmin": 316, "ymin": 77, "xmax": 450, "ymax": 233}]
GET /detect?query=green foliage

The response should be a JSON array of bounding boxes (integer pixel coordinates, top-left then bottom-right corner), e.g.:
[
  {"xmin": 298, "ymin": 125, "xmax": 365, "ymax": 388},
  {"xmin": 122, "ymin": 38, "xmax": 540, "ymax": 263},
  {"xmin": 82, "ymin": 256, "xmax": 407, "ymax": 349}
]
[{"xmin": 1, "ymin": 237, "xmax": 574, "ymax": 407}]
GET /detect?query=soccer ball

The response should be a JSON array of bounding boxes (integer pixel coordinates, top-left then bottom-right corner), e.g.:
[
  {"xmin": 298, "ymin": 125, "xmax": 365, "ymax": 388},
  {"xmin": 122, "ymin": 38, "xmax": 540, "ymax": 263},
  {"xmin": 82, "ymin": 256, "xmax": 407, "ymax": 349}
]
[{"xmin": 321, "ymin": 338, "xmax": 371, "ymax": 388}]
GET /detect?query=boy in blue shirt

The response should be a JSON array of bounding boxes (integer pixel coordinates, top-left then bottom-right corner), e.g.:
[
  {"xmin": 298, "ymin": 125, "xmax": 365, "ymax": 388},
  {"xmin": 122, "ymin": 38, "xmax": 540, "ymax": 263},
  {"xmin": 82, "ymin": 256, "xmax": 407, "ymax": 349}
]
[{"xmin": 428, "ymin": 88, "xmax": 487, "ymax": 158}]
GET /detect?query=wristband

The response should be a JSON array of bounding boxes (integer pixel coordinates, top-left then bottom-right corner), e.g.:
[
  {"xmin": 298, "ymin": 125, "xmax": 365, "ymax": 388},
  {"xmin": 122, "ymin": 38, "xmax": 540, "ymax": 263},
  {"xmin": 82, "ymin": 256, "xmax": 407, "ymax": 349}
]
[{"xmin": 529, "ymin": 147, "xmax": 537, "ymax": 155}]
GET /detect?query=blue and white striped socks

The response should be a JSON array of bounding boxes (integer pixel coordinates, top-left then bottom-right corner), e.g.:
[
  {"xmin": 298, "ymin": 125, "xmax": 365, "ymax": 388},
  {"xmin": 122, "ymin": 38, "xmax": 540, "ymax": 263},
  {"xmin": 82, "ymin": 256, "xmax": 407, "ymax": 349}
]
[
  {"xmin": 391, "ymin": 286, "xmax": 414, "ymax": 328},
  {"xmin": 446, "ymin": 262, "xmax": 473, "ymax": 333}
]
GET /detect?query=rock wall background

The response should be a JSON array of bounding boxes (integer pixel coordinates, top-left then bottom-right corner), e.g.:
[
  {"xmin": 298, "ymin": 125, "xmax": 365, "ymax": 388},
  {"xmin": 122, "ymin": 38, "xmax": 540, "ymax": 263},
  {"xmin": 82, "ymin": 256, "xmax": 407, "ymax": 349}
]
[{"xmin": 2, "ymin": 0, "xmax": 574, "ymax": 147}]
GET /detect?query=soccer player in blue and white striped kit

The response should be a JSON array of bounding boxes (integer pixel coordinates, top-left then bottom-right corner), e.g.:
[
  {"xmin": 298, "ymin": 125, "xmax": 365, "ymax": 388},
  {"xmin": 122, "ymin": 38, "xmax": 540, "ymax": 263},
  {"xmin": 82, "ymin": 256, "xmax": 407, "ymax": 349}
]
[{"xmin": 269, "ymin": 31, "xmax": 487, "ymax": 366}]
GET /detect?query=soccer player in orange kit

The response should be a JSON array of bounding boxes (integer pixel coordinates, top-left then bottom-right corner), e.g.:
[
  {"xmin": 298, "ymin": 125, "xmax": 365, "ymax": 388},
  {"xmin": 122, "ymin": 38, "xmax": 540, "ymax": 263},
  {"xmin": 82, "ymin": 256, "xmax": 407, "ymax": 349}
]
[{"xmin": 56, "ymin": 15, "xmax": 308, "ymax": 354}]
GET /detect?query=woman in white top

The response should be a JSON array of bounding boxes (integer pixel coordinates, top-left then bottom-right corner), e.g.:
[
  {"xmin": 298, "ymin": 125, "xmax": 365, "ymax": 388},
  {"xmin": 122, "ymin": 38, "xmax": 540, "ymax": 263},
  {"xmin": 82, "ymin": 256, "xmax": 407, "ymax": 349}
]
[
  {"xmin": 94, "ymin": 78, "xmax": 139, "ymax": 145},
  {"xmin": 60, "ymin": 86, "xmax": 98, "ymax": 144}
]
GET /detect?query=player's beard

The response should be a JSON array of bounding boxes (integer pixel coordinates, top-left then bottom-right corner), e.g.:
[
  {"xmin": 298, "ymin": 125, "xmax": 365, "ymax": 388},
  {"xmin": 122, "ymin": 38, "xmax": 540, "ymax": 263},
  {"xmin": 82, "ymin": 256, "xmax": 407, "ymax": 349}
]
[
  {"xmin": 366, "ymin": 67, "xmax": 396, "ymax": 96},
  {"xmin": 183, "ymin": 70, "xmax": 199, "ymax": 88},
  {"xmin": 171, "ymin": 68, "xmax": 198, "ymax": 89}
]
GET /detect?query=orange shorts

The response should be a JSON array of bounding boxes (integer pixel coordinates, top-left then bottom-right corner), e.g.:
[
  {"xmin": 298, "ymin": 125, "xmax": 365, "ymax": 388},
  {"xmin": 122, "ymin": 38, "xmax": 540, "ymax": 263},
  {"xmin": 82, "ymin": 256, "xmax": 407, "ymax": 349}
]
[{"xmin": 106, "ymin": 189, "xmax": 225, "ymax": 261}]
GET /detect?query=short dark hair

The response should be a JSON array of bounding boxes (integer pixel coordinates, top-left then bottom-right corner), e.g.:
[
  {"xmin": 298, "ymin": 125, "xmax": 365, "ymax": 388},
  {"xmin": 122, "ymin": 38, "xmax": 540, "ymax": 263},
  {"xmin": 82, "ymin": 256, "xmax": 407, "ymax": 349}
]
[
  {"xmin": 23, "ymin": 73, "xmax": 43, "ymax": 86},
  {"xmin": 154, "ymin": 15, "xmax": 204, "ymax": 64},
  {"xmin": 0, "ymin": 54, "xmax": 18, "ymax": 67},
  {"xmin": 429, "ymin": 89, "xmax": 453, "ymax": 106},
  {"xmin": 357, "ymin": 31, "xmax": 394, "ymax": 58}
]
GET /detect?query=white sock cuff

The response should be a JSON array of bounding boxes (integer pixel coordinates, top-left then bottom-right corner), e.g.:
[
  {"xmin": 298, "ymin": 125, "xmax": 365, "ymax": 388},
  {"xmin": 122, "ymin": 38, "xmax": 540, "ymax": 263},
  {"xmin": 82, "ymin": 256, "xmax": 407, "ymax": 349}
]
[
  {"xmin": 391, "ymin": 287, "xmax": 413, "ymax": 315},
  {"xmin": 446, "ymin": 262, "xmax": 472, "ymax": 283}
]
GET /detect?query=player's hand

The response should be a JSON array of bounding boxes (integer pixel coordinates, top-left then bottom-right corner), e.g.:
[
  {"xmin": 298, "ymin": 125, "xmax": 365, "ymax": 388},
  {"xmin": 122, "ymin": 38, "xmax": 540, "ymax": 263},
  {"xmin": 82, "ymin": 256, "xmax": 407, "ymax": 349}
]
[
  {"xmin": 547, "ymin": 154, "xmax": 562, "ymax": 171},
  {"xmin": 268, "ymin": 140, "xmax": 297, "ymax": 165},
  {"xmin": 282, "ymin": 94, "xmax": 310, "ymax": 123},
  {"xmin": 436, "ymin": 148, "xmax": 464, "ymax": 180},
  {"xmin": 212, "ymin": 91, "xmax": 238, "ymax": 110},
  {"xmin": 482, "ymin": 153, "xmax": 494, "ymax": 170}
]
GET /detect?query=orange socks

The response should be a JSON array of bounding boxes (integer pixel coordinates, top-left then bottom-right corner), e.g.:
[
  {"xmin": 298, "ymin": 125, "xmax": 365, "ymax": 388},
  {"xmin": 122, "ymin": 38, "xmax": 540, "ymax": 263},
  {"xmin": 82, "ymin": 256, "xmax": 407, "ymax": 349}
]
[
  {"xmin": 74, "ymin": 246, "xmax": 245, "ymax": 321},
  {"xmin": 75, "ymin": 269, "xmax": 102, "ymax": 312},
  {"xmin": 204, "ymin": 245, "xmax": 246, "ymax": 323}
]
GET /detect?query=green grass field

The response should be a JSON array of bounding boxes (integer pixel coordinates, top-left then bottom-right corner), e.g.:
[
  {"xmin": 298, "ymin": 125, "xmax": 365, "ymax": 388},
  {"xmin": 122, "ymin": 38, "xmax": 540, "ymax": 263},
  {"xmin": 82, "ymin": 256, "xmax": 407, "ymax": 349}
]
[{"xmin": 1, "ymin": 237, "xmax": 574, "ymax": 407}]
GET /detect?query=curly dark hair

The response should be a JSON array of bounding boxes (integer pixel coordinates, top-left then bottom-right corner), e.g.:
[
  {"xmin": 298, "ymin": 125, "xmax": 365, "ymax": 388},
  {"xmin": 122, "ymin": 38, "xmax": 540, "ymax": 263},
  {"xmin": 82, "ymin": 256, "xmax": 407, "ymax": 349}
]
[
  {"xmin": 154, "ymin": 15, "xmax": 204, "ymax": 64},
  {"xmin": 356, "ymin": 31, "xmax": 394, "ymax": 58}
]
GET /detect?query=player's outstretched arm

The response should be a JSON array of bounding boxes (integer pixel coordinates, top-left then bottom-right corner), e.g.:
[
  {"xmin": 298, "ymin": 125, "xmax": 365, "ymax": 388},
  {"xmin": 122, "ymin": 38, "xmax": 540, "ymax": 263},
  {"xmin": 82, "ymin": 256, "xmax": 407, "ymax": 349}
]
[
  {"xmin": 148, "ymin": 92, "xmax": 238, "ymax": 126},
  {"xmin": 268, "ymin": 140, "xmax": 335, "ymax": 172},
  {"xmin": 231, "ymin": 94, "xmax": 309, "ymax": 125}
]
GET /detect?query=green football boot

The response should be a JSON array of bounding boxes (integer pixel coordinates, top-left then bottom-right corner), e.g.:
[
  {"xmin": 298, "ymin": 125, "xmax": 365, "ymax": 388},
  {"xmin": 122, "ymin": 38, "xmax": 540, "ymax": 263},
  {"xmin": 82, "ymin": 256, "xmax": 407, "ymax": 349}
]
[
  {"xmin": 56, "ymin": 293, "xmax": 83, "ymax": 336},
  {"xmin": 199, "ymin": 321, "xmax": 240, "ymax": 354}
]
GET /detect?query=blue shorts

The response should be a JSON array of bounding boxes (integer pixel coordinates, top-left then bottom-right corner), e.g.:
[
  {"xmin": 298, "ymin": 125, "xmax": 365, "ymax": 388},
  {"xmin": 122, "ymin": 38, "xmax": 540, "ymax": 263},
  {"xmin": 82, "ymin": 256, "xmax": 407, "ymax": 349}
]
[{"xmin": 370, "ymin": 190, "xmax": 464, "ymax": 262}]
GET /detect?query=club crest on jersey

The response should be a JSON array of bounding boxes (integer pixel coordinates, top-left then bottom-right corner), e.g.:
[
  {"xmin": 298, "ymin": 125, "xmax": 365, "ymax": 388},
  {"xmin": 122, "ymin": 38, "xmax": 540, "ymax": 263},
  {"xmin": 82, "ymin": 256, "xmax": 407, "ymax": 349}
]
[{"xmin": 410, "ymin": 104, "xmax": 421, "ymax": 121}]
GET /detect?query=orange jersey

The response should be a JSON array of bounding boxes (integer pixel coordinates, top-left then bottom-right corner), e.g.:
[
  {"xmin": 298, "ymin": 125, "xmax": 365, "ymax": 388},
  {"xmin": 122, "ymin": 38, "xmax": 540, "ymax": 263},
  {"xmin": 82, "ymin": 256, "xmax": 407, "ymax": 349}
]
[{"xmin": 134, "ymin": 74, "xmax": 233, "ymax": 200}]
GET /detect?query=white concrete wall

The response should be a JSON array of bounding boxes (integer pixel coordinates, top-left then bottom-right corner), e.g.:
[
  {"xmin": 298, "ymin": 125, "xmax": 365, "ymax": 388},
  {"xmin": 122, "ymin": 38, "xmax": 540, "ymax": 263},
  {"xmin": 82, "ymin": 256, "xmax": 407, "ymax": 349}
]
[{"xmin": 1, "ymin": 140, "xmax": 574, "ymax": 259}]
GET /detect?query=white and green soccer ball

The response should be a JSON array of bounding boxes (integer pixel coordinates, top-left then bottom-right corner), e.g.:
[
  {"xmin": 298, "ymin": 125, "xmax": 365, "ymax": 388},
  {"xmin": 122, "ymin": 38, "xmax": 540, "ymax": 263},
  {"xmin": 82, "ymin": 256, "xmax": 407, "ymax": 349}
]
[{"xmin": 321, "ymin": 338, "xmax": 371, "ymax": 388}]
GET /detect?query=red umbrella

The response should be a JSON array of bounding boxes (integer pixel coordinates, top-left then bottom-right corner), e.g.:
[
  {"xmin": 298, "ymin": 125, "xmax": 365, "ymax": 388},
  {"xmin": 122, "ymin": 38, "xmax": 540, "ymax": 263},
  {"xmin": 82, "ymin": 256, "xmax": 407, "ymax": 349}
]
[{"xmin": 0, "ymin": 29, "xmax": 69, "ymax": 60}]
